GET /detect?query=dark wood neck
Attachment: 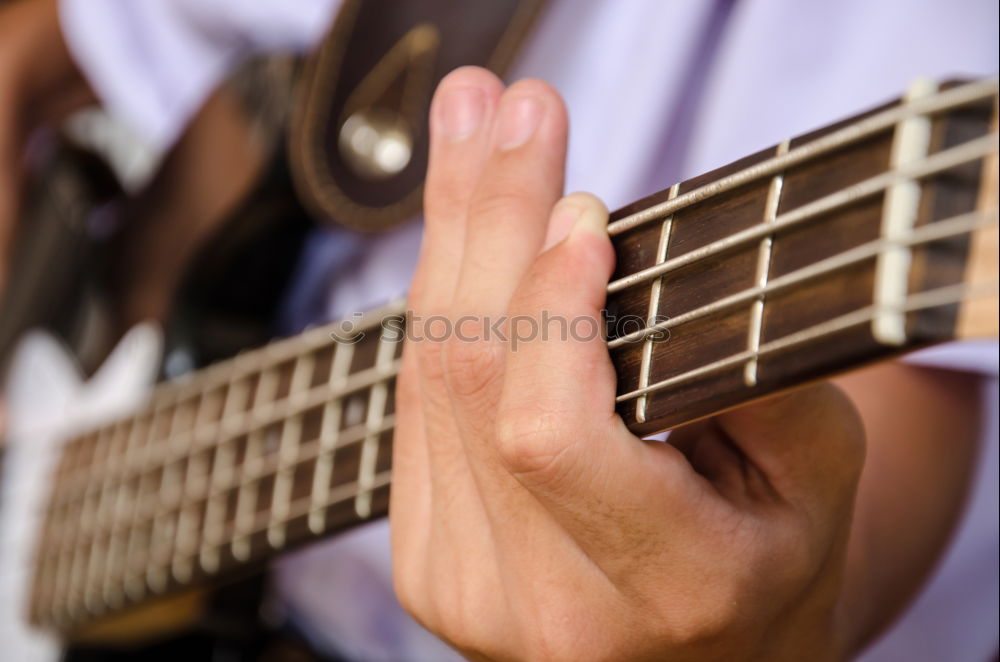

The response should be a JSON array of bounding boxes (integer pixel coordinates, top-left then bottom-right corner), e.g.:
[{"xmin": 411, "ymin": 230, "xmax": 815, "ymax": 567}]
[{"xmin": 32, "ymin": 78, "xmax": 999, "ymax": 635}]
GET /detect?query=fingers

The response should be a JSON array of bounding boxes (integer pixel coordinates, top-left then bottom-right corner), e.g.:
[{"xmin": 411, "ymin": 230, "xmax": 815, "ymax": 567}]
[
  {"xmin": 451, "ymin": 78, "xmax": 569, "ymax": 316},
  {"xmin": 403, "ymin": 67, "xmax": 505, "ymax": 544},
  {"xmin": 439, "ymin": 78, "xmax": 569, "ymax": 462},
  {"xmin": 417, "ymin": 66, "xmax": 505, "ymax": 315}
]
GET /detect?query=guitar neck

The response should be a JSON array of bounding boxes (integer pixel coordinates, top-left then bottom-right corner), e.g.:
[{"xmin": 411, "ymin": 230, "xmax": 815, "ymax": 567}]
[{"xmin": 32, "ymin": 78, "xmax": 999, "ymax": 635}]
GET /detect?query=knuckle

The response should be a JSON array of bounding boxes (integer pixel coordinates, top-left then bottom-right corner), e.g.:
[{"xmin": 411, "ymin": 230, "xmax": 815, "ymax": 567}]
[
  {"xmin": 468, "ymin": 188, "xmax": 536, "ymax": 221},
  {"xmin": 414, "ymin": 336, "xmax": 449, "ymax": 385},
  {"xmin": 494, "ymin": 409, "xmax": 572, "ymax": 478},
  {"xmin": 442, "ymin": 335, "xmax": 504, "ymax": 400}
]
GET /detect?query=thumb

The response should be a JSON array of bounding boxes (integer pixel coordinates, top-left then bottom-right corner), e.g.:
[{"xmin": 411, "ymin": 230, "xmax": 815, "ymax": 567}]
[{"xmin": 496, "ymin": 193, "xmax": 699, "ymax": 549}]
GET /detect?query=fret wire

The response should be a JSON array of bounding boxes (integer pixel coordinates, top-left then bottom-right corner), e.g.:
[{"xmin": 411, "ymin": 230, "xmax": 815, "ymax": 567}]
[
  {"xmin": 58, "ymin": 415, "xmax": 398, "ymax": 559},
  {"xmin": 133, "ymin": 469, "xmax": 394, "ymax": 584},
  {"xmin": 607, "ymin": 78, "xmax": 998, "ymax": 236},
  {"xmin": 227, "ymin": 427, "xmax": 265, "ymax": 560},
  {"xmin": 241, "ymin": 468, "xmax": 390, "ymax": 548},
  {"xmin": 56, "ymin": 195, "xmax": 993, "ymax": 557},
  {"xmin": 145, "ymin": 397, "xmax": 197, "ymax": 594},
  {"xmin": 309, "ymin": 340, "xmax": 354, "ymax": 534},
  {"xmin": 49, "ymin": 548, "xmax": 75, "ymax": 625},
  {"xmin": 100, "ymin": 414, "xmax": 150, "ymax": 608},
  {"xmin": 266, "ymin": 353, "xmax": 316, "ymax": 548},
  {"xmin": 616, "ymin": 279, "xmax": 999, "ymax": 405},
  {"xmin": 51, "ymin": 202, "xmax": 995, "ymax": 564},
  {"xmin": 355, "ymin": 330, "xmax": 398, "ymax": 519},
  {"xmin": 65, "ymin": 425, "xmax": 116, "ymax": 618},
  {"xmin": 199, "ymin": 371, "xmax": 250, "ymax": 574},
  {"xmin": 73, "ymin": 352, "xmax": 389, "ymax": 523},
  {"xmin": 636, "ymin": 183, "xmax": 679, "ymax": 423},
  {"xmin": 44, "ymin": 201, "xmax": 999, "ymax": 573},
  {"xmin": 608, "ymin": 208, "xmax": 998, "ymax": 349},
  {"xmin": 45, "ymin": 101, "xmax": 998, "ymax": 502},
  {"xmin": 146, "ymin": 299, "xmax": 407, "ymax": 406},
  {"xmin": 37, "ymin": 82, "xmax": 1000, "ymax": 624},
  {"xmin": 102, "ymin": 358, "xmax": 402, "ymax": 495},
  {"xmin": 873, "ymin": 79, "xmax": 936, "ymax": 344},
  {"xmin": 55, "ymin": 429, "xmax": 97, "ymax": 494},
  {"xmin": 152, "ymin": 391, "xmax": 208, "ymax": 589},
  {"xmin": 121, "ymin": 399, "xmax": 177, "ymax": 602},
  {"xmin": 72, "ymin": 428, "xmax": 109, "ymax": 538},
  {"xmin": 171, "ymin": 387, "xmax": 223, "ymax": 583},
  {"xmin": 99, "ymin": 277, "xmax": 1000, "ymax": 595},
  {"xmin": 744, "ymin": 140, "xmax": 790, "ymax": 386},
  {"xmin": 95, "ymin": 421, "xmax": 131, "ymax": 531},
  {"xmin": 288, "ymin": 352, "xmax": 316, "ymax": 405},
  {"xmin": 231, "ymin": 364, "xmax": 279, "ymax": 562},
  {"xmin": 49, "ymin": 479, "xmax": 86, "ymax": 621},
  {"xmin": 84, "ymin": 420, "xmax": 131, "ymax": 612},
  {"xmin": 265, "ymin": 415, "xmax": 303, "ymax": 548},
  {"xmin": 608, "ymin": 132, "xmax": 997, "ymax": 295}
]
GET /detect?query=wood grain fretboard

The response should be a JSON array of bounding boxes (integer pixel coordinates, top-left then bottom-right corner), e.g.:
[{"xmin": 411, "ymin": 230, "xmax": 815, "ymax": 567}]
[{"xmin": 31, "ymin": 78, "xmax": 999, "ymax": 634}]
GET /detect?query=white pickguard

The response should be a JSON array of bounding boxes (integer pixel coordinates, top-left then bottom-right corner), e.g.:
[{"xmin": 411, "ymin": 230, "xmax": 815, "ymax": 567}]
[{"xmin": 0, "ymin": 325, "xmax": 162, "ymax": 661}]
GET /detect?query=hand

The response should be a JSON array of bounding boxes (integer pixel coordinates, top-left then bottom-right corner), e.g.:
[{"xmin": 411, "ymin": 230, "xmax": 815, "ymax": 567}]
[{"xmin": 390, "ymin": 66, "xmax": 866, "ymax": 661}]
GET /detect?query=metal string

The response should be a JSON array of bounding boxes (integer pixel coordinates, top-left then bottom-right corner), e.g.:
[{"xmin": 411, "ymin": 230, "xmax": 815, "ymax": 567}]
[{"xmin": 606, "ymin": 78, "xmax": 998, "ymax": 236}]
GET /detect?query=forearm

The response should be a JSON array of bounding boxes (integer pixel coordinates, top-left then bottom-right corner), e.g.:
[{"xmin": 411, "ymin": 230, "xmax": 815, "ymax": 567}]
[
  {"xmin": 834, "ymin": 363, "xmax": 982, "ymax": 654},
  {"xmin": 0, "ymin": 0, "xmax": 94, "ymax": 285},
  {"xmin": 0, "ymin": 0, "xmax": 94, "ymax": 129}
]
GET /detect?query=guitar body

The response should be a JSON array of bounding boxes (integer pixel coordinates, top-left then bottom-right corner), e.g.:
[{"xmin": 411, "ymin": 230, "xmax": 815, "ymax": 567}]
[{"xmin": 2, "ymin": 326, "xmax": 161, "ymax": 659}]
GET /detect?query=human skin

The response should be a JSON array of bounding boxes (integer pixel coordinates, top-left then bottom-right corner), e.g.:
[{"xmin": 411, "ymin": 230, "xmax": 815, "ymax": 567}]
[
  {"xmin": 0, "ymin": 0, "xmax": 264, "ymax": 334},
  {"xmin": 389, "ymin": 66, "xmax": 983, "ymax": 661},
  {"xmin": 0, "ymin": 6, "xmax": 984, "ymax": 658},
  {"xmin": 0, "ymin": 0, "xmax": 94, "ymax": 296}
]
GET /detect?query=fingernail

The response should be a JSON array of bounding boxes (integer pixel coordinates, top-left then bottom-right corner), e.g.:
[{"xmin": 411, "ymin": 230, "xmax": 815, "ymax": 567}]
[
  {"xmin": 438, "ymin": 87, "xmax": 486, "ymax": 141},
  {"xmin": 543, "ymin": 202, "xmax": 582, "ymax": 250},
  {"xmin": 569, "ymin": 200, "xmax": 609, "ymax": 240},
  {"xmin": 496, "ymin": 97, "xmax": 542, "ymax": 151}
]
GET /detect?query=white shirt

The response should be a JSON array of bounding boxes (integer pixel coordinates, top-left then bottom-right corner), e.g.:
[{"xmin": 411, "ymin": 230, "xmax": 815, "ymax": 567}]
[{"xmin": 58, "ymin": 1, "xmax": 999, "ymax": 659}]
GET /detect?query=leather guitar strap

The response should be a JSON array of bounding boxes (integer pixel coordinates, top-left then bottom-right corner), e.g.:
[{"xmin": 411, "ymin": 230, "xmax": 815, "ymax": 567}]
[{"xmin": 289, "ymin": 0, "xmax": 548, "ymax": 233}]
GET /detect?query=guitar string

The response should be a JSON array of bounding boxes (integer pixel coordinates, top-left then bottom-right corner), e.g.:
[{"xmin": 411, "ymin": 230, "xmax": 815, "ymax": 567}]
[
  {"xmin": 36, "ymin": 88, "xmax": 1000, "ymax": 617},
  {"xmin": 46, "ymin": 414, "xmax": 398, "ymax": 552},
  {"xmin": 45, "ymin": 266, "xmax": 999, "ymax": 556},
  {"xmin": 608, "ymin": 132, "xmax": 997, "ymax": 294},
  {"xmin": 48, "ymin": 195, "xmax": 998, "ymax": 503},
  {"xmin": 606, "ymin": 77, "xmax": 998, "ymax": 236},
  {"xmin": 52, "ymin": 126, "xmax": 999, "ymax": 492},
  {"xmin": 54, "ymin": 358, "xmax": 404, "ymax": 494},
  {"xmin": 48, "ymin": 201, "xmax": 997, "ymax": 508},
  {"xmin": 607, "ymin": 209, "xmax": 998, "ymax": 348},
  {"xmin": 73, "ymin": 79, "xmax": 998, "ymax": 426},
  {"xmin": 51, "ymin": 97, "xmax": 998, "ymax": 468},
  {"xmin": 615, "ymin": 279, "xmax": 999, "ymax": 404},
  {"xmin": 42, "ymin": 276, "xmax": 997, "ymax": 620}
]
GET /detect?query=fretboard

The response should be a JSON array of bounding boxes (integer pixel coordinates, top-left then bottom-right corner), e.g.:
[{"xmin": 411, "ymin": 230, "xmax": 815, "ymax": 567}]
[{"xmin": 31, "ymin": 78, "xmax": 999, "ymax": 635}]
